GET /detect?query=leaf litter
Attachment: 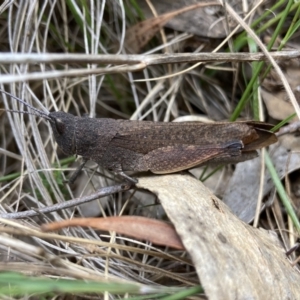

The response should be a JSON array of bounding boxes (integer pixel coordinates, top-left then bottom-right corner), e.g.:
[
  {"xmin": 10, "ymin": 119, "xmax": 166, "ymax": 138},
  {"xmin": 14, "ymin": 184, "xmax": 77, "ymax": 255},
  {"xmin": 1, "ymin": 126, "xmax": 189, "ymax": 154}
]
[
  {"xmin": 1, "ymin": 0, "xmax": 300, "ymax": 298},
  {"xmin": 125, "ymin": 1, "xmax": 220, "ymax": 53},
  {"xmin": 137, "ymin": 0, "xmax": 243, "ymax": 39},
  {"xmin": 223, "ymin": 134, "xmax": 300, "ymax": 223}
]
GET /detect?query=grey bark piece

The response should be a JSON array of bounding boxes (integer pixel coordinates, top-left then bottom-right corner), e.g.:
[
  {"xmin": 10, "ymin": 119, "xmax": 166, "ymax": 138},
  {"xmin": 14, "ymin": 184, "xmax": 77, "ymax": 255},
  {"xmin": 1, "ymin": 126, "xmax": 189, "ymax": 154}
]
[{"xmin": 138, "ymin": 174, "xmax": 300, "ymax": 300}]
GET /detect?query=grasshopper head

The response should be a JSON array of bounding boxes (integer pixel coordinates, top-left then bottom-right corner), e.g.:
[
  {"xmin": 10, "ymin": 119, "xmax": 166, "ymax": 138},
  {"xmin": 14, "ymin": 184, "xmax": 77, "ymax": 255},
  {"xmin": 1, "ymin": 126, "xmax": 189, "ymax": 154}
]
[{"xmin": 48, "ymin": 111, "xmax": 76, "ymax": 155}]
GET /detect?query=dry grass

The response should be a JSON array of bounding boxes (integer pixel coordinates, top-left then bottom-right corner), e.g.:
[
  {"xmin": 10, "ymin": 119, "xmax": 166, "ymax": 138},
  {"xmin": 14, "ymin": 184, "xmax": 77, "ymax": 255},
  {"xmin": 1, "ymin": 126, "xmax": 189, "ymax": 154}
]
[{"xmin": 0, "ymin": 0, "xmax": 299, "ymax": 299}]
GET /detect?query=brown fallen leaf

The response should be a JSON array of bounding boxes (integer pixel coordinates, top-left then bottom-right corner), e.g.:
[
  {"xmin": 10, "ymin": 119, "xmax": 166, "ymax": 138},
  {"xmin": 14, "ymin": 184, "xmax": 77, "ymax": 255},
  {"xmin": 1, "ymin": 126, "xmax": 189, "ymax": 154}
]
[
  {"xmin": 126, "ymin": 2, "xmax": 220, "ymax": 53},
  {"xmin": 137, "ymin": 175, "xmax": 300, "ymax": 299},
  {"xmin": 41, "ymin": 216, "xmax": 184, "ymax": 250}
]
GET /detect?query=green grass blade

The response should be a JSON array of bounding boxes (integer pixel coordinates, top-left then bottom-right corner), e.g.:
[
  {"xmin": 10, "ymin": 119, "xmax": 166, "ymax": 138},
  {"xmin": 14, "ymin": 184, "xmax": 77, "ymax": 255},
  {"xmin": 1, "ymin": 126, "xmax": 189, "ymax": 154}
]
[
  {"xmin": 265, "ymin": 152, "xmax": 300, "ymax": 232},
  {"xmin": 230, "ymin": 0, "xmax": 296, "ymax": 121}
]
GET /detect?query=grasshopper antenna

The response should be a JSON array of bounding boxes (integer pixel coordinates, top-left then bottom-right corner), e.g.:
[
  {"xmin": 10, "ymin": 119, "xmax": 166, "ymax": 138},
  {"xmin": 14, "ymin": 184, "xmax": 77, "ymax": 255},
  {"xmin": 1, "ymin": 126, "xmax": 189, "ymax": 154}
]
[{"xmin": 0, "ymin": 89, "xmax": 52, "ymax": 121}]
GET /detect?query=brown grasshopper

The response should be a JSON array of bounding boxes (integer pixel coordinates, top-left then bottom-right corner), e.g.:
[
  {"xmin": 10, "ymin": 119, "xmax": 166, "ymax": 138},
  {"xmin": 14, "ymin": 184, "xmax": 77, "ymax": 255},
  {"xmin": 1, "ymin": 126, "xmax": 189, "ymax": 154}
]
[{"xmin": 1, "ymin": 90, "xmax": 277, "ymax": 184}]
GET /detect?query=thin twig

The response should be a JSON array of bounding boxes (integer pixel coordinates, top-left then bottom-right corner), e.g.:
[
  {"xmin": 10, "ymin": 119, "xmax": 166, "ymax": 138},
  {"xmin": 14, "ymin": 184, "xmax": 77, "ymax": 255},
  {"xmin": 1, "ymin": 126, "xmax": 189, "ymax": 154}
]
[
  {"xmin": 1, "ymin": 51, "xmax": 299, "ymax": 84},
  {"xmin": 0, "ymin": 51, "xmax": 299, "ymax": 64},
  {"xmin": 0, "ymin": 183, "xmax": 135, "ymax": 219}
]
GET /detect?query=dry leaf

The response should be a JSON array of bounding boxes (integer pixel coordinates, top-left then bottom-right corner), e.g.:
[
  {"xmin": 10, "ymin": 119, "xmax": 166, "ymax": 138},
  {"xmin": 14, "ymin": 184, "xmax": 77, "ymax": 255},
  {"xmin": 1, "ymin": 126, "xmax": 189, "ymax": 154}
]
[
  {"xmin": 41, "ymin": 216, "xmax": 184, "ymax": 250},
  {"xmin": 262, "ymin": 59, "xmax": 300, "ymax": 121},
  {"xmin": 126, "ymin": 2, "xmax": 220, "ymax": 53},
  {"xmin": 137, "ymin": 174, "xmax": 300, "ymax": 300},
  {"xmin": 138, "ymin": 0, "xmax": 242, "ymax": 39},
  {"xmin": 261, "ymin": 89, "xmax": 297, "ymax": 122},
  {"xmin": 223, "ymin": 135, "xmax": 300, "ymax": 223}
]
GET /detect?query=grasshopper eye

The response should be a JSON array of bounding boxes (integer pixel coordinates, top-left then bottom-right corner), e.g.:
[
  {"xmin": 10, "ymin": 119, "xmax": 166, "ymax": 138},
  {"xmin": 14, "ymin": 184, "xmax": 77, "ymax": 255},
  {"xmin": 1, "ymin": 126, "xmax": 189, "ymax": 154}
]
[{"xmin": 55, "ymin": 118, "xmax": 65, "ymax": 135}]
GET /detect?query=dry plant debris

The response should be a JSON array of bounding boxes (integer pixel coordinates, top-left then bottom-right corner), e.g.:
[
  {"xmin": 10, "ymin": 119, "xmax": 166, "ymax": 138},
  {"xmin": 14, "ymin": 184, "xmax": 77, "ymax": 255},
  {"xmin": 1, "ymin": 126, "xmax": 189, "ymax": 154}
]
[
  {"xmin": 138, "ymin": 0, "xmax": 243, "ymax": 38},
  {"xmin": 41, "ymin": 216, "xmax": 184, "ymax": 250},
  {"xmin": 0, "ymin": 0, "xmax": 300, "ymax": 299},
  {"xmin": 137, "ymin": 175, "xmax": 300, "ymax": 299},
  {"xmin": 262, "ymin": 59, "xmax": 300, "ymax": 122},
  {"xmin": 223, "ymin": 135, "xmax": 300, "ymax": 223},
  {"xmin": 125, "ymin": 2, "xmax": 220, "ymax": 53}
]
